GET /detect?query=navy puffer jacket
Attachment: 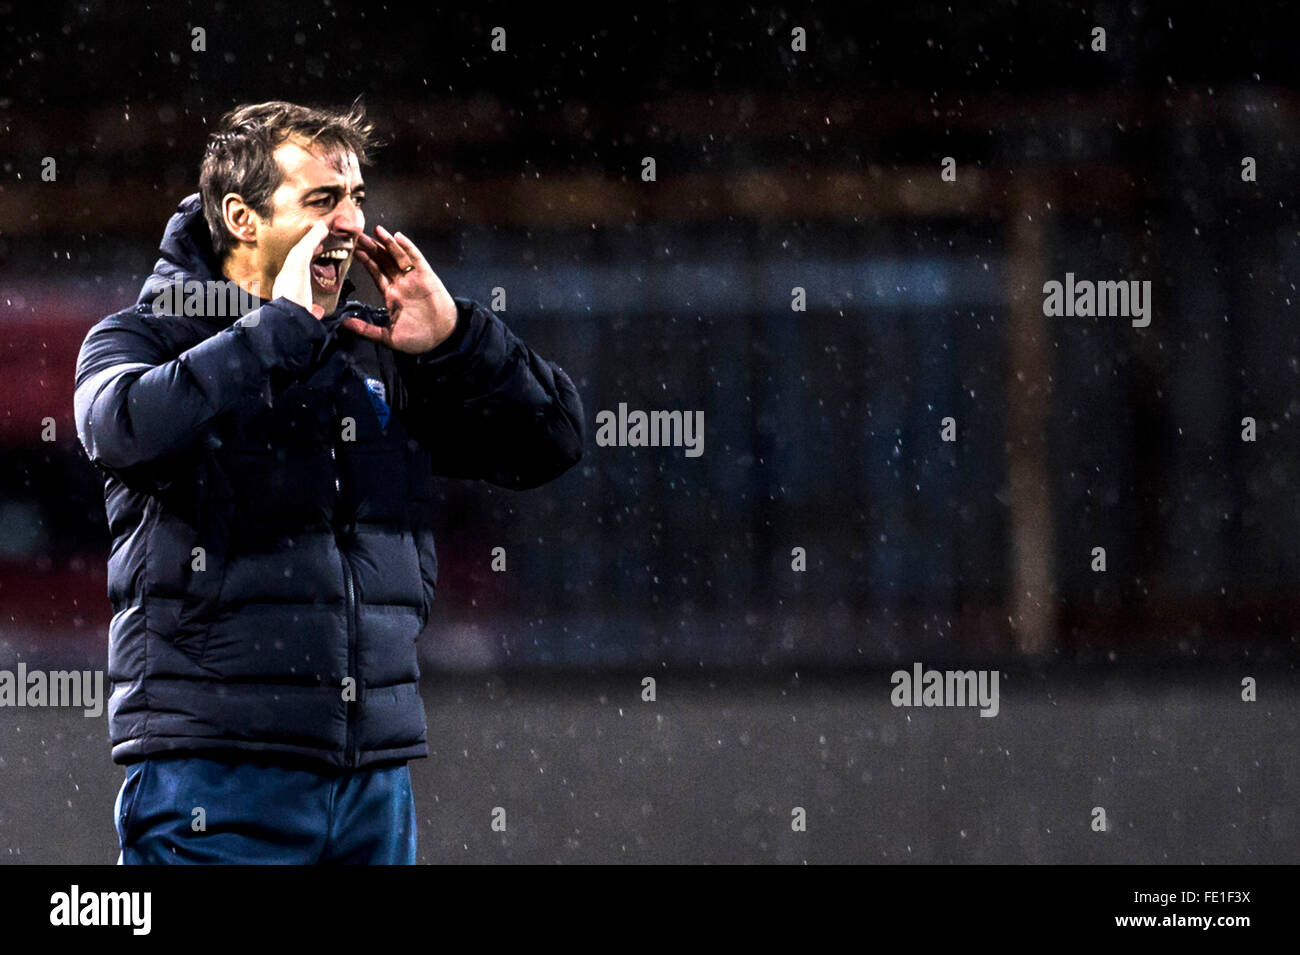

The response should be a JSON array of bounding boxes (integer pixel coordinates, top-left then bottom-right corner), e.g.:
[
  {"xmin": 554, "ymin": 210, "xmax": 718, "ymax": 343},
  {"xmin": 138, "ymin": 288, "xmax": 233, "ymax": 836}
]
[{"xmin": 74, "ymin": 194, "xmax": 583, "ymax": 771}]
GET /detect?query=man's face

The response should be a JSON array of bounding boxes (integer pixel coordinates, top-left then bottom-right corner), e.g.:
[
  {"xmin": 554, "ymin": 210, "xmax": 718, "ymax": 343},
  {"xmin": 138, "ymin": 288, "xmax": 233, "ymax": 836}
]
[{"xmin": 252, "ymin": 137, "xmax": 366, "ymax": 316}]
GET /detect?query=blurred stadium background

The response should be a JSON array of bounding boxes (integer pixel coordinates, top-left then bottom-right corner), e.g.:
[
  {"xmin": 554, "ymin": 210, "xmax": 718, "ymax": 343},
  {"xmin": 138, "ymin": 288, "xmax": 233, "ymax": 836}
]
[{"xmin": 0, "ymin": 2, "xmax": 1296, "ymax": 862}]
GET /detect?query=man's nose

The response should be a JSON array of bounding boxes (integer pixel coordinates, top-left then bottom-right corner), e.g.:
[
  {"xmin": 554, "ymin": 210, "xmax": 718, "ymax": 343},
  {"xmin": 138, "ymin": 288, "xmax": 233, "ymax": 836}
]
[{"xmin": 329, "ymin": 201, "xmax": 363, "ymax": 238}]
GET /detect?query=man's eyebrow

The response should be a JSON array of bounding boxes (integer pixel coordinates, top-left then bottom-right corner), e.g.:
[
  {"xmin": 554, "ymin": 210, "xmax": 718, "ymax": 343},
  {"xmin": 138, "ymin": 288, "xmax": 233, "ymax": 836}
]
[{"xmin": 300, "ymin": 183, "xmax": 367, "ymax": 200}]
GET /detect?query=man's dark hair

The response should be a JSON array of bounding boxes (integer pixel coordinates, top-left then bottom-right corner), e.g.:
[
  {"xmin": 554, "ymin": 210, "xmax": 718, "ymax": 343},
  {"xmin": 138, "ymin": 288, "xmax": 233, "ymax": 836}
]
[{"xmin": 200, "ymin": 99, "xmax": 377, "ymax": 259}]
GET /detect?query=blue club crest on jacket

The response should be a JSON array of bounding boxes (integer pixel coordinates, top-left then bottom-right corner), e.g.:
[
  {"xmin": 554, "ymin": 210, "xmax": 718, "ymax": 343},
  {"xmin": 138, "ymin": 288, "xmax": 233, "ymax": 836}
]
[{"xmin": 364, "ymin": 376, "xmax": 390, "ymax": 428}]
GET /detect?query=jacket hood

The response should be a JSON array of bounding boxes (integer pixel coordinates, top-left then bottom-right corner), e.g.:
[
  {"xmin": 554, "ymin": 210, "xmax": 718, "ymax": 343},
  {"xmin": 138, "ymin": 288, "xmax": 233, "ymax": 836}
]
[{"xmin": 136, "ymin": 192, "xmax": 357, "ymax": 312}]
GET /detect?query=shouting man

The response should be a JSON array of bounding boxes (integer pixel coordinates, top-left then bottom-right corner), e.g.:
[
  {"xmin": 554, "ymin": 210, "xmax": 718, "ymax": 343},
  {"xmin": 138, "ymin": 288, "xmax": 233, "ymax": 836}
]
[{"xmin": 73, "ymin": 101, "xmax": 584, "ymax": 864}]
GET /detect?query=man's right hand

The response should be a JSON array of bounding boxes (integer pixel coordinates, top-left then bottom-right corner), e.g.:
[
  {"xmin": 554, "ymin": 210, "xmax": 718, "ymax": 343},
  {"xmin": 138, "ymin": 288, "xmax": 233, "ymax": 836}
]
[{"xmin": 272, "ymin": 220, "xmax": 328, "ymax": 319}]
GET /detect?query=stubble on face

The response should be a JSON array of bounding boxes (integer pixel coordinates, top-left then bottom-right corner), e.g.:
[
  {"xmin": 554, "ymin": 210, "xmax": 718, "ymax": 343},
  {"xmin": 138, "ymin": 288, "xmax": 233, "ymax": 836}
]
[{"xmin": 255, "ymin": 139, "xmax": 366, "ymax": 316}]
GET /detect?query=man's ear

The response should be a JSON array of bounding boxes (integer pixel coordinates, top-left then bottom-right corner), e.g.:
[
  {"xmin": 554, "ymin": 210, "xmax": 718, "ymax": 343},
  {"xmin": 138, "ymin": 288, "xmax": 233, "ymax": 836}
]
[{"xmin": 220, "ymin": 194, "xmax": 261, "ymax": 245}]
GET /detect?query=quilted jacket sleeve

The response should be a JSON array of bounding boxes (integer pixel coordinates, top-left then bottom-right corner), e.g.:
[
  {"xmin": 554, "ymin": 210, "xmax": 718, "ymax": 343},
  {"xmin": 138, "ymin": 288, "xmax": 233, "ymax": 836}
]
[
  {"xmin": 74, "ymin": 299, "xmax": 327, "ymax": 481},
  {"xmin": 392, "ymin": 298, "xmax": 584, "ymax": 490}
]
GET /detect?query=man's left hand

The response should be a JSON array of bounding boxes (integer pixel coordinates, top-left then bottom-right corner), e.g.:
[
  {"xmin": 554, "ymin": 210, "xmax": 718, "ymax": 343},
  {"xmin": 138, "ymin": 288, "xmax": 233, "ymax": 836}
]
[{"xmin": 344, "ymin": 225, "xmax": 459, "ymax": 353}]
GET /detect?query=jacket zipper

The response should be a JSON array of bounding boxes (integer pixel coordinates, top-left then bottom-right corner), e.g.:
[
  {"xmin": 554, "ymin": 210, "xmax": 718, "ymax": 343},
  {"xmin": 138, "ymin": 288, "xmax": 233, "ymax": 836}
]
[{"xmin": 331, "ymin": 443, "xmax": 360, "ymax": 770}]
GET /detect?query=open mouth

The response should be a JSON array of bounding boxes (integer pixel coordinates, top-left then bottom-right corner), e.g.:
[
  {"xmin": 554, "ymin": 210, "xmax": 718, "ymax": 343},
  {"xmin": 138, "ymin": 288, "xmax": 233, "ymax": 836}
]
[{"xmin": 310, "ymin": 248, "xmax": 350, "ymax": 292}]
